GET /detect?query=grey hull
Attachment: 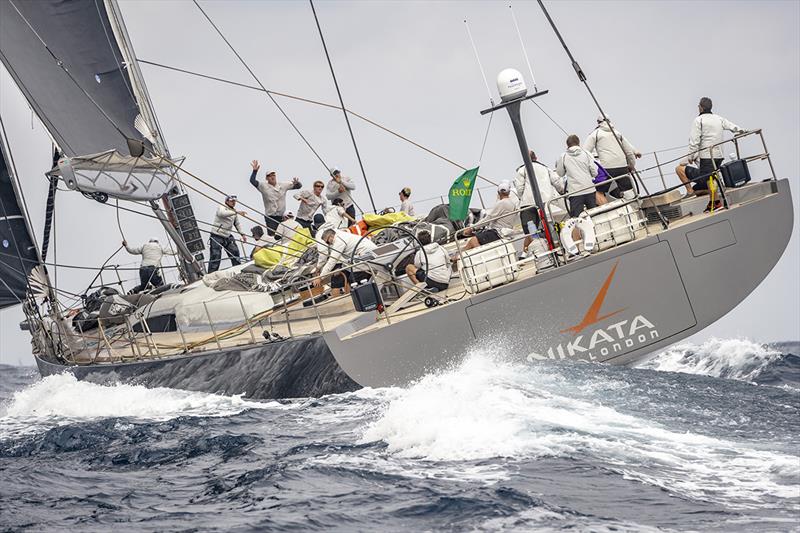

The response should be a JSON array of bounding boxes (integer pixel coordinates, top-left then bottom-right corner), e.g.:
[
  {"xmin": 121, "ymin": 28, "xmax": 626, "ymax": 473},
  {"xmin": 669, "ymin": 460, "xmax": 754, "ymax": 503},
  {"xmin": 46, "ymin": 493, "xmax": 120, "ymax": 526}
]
[
  {"xmin": 324, "ymin": 179, "xmax": 795, "ymax": 388},
  {"xmin": 34, "ymin": 335, "xmax": 359, "ymax": 399}
]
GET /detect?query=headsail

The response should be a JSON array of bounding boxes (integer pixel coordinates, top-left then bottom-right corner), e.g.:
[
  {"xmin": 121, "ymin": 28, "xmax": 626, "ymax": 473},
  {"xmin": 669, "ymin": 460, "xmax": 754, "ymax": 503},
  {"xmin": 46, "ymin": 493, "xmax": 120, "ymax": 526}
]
[
  {"xmin": 0, "ymin": 0, "xmax": 150, "ymax": 157},
  {"xmin": 0, "ymin": 125, "xmax": 40, "ymax": 309}
]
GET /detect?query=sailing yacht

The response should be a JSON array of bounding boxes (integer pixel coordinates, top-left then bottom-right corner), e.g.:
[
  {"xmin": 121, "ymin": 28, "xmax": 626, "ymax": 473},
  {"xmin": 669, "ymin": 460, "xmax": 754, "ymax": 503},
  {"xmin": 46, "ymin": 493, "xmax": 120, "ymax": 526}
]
[{"xmin": 0, "ymin": 0, "xmax": 793, "ymax": 398}]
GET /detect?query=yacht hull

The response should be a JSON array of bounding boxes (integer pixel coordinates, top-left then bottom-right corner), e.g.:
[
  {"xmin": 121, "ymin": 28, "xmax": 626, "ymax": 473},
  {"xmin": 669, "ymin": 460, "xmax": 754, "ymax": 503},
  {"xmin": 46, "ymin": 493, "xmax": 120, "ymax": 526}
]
[
  {"xmin": 34, "ymin": 334, "xmax": 359, "ymax": 399},
  {"xmin": 324, "ymin": 179, "xmax": 795, "ymax": 388}
]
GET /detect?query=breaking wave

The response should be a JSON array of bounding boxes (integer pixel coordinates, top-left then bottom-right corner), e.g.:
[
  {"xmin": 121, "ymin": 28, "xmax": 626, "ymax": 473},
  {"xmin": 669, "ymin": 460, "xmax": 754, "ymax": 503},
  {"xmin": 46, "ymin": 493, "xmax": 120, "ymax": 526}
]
[
  {"xmin": 361, "ymin": 349, "xmax": 800, "ymax": 508},
  {"xmin": 0, "ymin": 373, "xmax": 273, "ymax": 440},
  {"xmin": 638, "ymin": 338, "xmax": 800, "ymax": 386}
]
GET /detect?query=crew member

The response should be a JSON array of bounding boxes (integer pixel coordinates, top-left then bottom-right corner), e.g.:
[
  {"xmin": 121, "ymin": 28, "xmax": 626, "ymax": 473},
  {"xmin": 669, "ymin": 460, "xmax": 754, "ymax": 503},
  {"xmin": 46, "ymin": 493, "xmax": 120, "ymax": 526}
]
[
  {"xmin": 556, "ymin": 134, "xmax": 599, "ymax": 217},
  {"xmin": 123, "ymin": 238, "xmax": 176, "ymax": 293},
  {"xmin": 249, "ymin": 160, "xmax": 301, "ymax": 235},
  {"xmin": 250, "ymin": 225, "xmax": 270, "ymax": 258},
  {"xmin": 313, "ymin": 228, "xmax": 377, "ymax": 294},
  {"xmin": 583, "ymin": 115, "xmax": 641, "ymax": 203},
  {"xmin": 399, "ymin": 187, "xmax": 415, "ymax": 216},
  {"xmin": 461, "ymin": 180, "xmax": 519, "ymax": 253},
  {"xmin": 676, "ymin": 97, "xmax": 745, "ymax": 209},
  {"xmin": 514, "ymin": 150, "xmax": 566, "ymax": 257},
  {"xmin": 326, "ymin": 167, "xmax": 357, "ymax": 225},
  {"xmin": 208, "ymin": 195, "xmax": 247, "ymax": 273},
  {"xmin": 294, "ymin": 180, "xmax": 328, "ymax": 232},
  {"xmin": 324, "ymin": 198, "xmax": 357, "ymax": 230},
  {"xmin": 405, "ymin": 230, "xmax": 450, "ymax": 292}
]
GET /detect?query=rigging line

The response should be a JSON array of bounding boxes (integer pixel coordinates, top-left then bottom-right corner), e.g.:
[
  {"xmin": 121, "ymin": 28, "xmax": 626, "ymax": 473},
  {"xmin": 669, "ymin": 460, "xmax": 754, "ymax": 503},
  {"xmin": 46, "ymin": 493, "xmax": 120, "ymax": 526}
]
[
  {"xmin": 309, "ymin": 0, "xmax": 376, "ymax": 214},
  {"xmin": 464, "ymin": 19, "xmax": 494, "ymax": 105},
  {"xmin": 0, "ymin": 250, "xmax": 178, "ymax": 272},
  {"xmin": 191, "ymin": 0, "xmax": 330, "ymax": 175},
  {"xmin": 477, "ymin": 111, "xmax": 494, "ymax": 164},
  {"xmin": 536, "ymin": 0, "xmax": 668, "ymax": 229},
  {"xmin": 530, "ymin": 97, "xmax": 568, "ymax": 135},
  {"xmin": 114, "ymin": 199, "xmax": 127, "ymax": 242},
  {"xmin": 138, "ymin": 58, "xmax": 500, "ymax": 186},
  {"xmin": 509, "ymin": 3, "xmax": 538, "ymax": 91},
  {"xmin": 8, "ymin": 0, "xmax": 134, "ymax": 148}
]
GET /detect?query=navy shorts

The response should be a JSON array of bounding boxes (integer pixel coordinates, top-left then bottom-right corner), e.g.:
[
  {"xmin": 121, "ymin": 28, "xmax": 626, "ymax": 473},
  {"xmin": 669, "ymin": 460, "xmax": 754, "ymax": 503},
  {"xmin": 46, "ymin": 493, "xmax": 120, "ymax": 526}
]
[{"xmin": 686, "ymin": 159, "xmax": 724, "ymax": 190}]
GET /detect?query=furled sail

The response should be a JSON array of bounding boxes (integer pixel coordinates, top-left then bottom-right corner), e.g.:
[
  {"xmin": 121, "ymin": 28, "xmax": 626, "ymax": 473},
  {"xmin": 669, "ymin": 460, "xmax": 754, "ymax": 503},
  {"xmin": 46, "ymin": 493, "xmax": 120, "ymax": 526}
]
[{"xmin": 0, "ymin": 129, "xmax": 40, "ymax": 309}]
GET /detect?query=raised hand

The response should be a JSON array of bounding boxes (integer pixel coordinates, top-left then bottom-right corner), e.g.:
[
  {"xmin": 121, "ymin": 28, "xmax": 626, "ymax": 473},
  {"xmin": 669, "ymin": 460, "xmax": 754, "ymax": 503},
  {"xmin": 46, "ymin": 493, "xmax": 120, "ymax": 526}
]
[
  {"xmin": 251, "ymin": 160, "xmax": 260, "ymax": 171},
  {"xmin": 238, "ymin": 210, "xmax": 247, "ymax": 216}
]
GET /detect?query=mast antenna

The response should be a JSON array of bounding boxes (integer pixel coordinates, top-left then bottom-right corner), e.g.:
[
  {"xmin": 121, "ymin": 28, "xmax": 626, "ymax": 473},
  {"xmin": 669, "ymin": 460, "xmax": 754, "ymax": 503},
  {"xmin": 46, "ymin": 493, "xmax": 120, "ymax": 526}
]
[
  {"xmin": 464, "ymin": 19, "xmax": 494, "ymax": 106},
  {"xmin": 509, "ymin": 3, "xmax": 538, "ymax": 92}
]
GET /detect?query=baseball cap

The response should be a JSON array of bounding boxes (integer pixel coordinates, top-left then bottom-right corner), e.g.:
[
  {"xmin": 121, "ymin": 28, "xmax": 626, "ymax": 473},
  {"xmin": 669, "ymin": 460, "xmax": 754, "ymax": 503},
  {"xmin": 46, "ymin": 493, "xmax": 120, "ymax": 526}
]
[
  {"xmin": 329, "ymin": 166, "xmax": 340, "ymax": 176},
  {"xmin": 266, "ymin": 170, "xmax": 276, "ymax": 176},
  {"xmin": 225, "ymin": 194, "xmax": 237, "ymax": 202},
  {"xmin": 497, "ymin": 180, "xmax": 511, "ymax": 193}
]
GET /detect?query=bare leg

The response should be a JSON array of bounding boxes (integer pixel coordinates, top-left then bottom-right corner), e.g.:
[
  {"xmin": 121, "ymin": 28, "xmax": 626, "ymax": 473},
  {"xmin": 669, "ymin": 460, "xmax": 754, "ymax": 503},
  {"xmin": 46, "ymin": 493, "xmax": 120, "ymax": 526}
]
[
  {"xmin": 405, "ymin": 264, "xmax": 420, "ymax": 284},
  {"xmin": 595, "ymin": 191, "xmax": 608, "ymax": 205},
  {"xmin": 522, "ymin": 235, "xmax": 532, "ymax": 253},
  {"xmin": 676, "ymin": 164, "xmax": 694, "ymax": 195},
  {"xmin": 462, "ymin": 236, "xmax": 480, "ymax": 252}
]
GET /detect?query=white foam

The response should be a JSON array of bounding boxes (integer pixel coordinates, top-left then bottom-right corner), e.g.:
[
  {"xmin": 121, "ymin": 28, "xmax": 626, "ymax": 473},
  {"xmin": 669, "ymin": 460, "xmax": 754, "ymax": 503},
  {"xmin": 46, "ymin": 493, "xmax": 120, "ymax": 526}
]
[
  {"xmin": 0, "ymin": 373, "xmax": 274, "ymax": 439},
  {"xmin": 360, "ymin": 348, "xmax": 800, "ymax": 508},
  {"xmin": 639, "ymin": 337, "xmax": 783, "ymax": 382}
]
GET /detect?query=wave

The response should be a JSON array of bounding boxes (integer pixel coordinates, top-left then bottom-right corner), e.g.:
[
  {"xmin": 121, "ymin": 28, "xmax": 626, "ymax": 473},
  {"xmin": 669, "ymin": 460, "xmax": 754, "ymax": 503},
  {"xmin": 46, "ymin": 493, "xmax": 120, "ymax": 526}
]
[
  {"xmin": 0, "ymin": 373, "xmax": 274, "ymax": 440},
  {"xmin": 360, "ymin": 348, "xmax": 799, "ymax": 508},
  {"xmin": 638, "ymin": 338, "xmax": 800, "ymax": 386}
]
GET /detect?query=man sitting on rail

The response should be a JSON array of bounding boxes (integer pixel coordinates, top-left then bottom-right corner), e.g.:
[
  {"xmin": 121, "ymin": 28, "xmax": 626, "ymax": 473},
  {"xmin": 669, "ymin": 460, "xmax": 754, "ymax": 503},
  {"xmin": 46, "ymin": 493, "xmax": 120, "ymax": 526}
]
[
  {"xmin": 405, "ymin": 230, "xmax": 450, "ymax": 292},
  {"xmin": 460, "ymin": 180, "xmax": 519, "ymax": 253},
  {"xmin": 123, "ymin": 238, "xmax": 177, "ymax": 293},
  {"xmin": 675, "ymin": 97, "xmax": 745, "ymax": 207}
]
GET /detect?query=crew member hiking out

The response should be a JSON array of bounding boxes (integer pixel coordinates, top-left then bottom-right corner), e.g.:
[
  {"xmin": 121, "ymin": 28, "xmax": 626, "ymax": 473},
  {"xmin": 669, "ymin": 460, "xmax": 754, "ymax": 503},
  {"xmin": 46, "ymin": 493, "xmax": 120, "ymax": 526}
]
[
  {"xmin": 123, "ymin": 238, "xmax": 177, "ymax": 293},
  {"xmin": 514, "ymin": 150, "xmax": 565, "ymax": 257},
  {"xmin": 556, "ymin": 134, "xmax": 599, "ymax": 217},
  {"xmin": 326, "ymin": 167, "xmax": 357, "ymax": 225},
  {"xmin": 208, "ymin": 195, "xmax": 247, "ymax": 273},
  {"xmin": 583, "ymin": 115, "xmax": 641, "ymax": 203},
  {"xmin": 675, "ymin": 97, "xmax": 745, "ymax": 211},
  {"xmin": 249, "ymin": 160, "xmax": 301, "ymax": 235}
]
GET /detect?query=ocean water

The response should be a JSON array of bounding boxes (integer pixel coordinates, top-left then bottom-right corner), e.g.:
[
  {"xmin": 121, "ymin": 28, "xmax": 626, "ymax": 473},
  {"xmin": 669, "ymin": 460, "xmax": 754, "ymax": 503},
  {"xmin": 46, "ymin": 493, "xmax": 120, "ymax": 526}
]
[{"xmin": 0, "ymin": 339, "xmax": 798, "ymax": 532}]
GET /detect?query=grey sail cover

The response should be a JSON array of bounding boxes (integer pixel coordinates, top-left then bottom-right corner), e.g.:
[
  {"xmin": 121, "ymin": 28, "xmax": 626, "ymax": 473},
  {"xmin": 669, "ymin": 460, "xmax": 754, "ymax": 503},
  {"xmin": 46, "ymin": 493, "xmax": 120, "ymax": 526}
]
[
  {"xmin": 0, "ymin": 0, "xmax": 146, "ymax": 157},
  {"xmin": 0, "ymin": 139, "xmax": 39, "ymax": 309}
]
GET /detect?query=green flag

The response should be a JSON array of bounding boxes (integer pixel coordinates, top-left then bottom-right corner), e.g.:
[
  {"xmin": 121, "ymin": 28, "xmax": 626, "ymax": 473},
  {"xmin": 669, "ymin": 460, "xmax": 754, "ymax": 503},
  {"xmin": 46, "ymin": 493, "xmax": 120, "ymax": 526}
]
[{"xmin": 448, "ymin": 167, "xmax": 479, "ymax": 221}]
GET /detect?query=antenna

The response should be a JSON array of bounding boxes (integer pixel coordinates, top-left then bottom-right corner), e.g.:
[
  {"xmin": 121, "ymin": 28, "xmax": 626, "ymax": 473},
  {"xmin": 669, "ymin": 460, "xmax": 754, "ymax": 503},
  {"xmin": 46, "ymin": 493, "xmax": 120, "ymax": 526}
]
[
  {"xmin": 509, "ymin": 3, "xmax": 538, "ymax": 92},
  {"xmin": 464, "ymin": 19, "xmax": 494, "ymax": 105}
]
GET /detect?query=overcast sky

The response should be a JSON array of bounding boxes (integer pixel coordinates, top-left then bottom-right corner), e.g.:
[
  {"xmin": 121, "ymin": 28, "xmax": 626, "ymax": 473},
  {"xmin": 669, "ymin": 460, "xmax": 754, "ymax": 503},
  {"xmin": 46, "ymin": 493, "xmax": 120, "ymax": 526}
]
[{"xmin": 1, "ymin": 0, "xmax": 798, "ymax": 366}]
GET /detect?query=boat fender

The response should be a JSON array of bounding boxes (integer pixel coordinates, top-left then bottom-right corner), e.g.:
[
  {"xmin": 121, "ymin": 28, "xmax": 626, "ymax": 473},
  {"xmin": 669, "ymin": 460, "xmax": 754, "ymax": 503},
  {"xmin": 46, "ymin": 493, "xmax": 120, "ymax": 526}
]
[{"xmin": 559, "ymin": 215, "xmax": 596, "ymax": 255}]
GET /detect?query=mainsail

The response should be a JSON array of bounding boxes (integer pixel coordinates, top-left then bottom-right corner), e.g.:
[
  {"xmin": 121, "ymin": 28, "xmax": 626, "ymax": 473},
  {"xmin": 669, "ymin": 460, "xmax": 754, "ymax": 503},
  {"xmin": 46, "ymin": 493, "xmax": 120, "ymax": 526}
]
[{"xmin": 0, "ymin": 128, "xmax": 40, "ymax": 310}]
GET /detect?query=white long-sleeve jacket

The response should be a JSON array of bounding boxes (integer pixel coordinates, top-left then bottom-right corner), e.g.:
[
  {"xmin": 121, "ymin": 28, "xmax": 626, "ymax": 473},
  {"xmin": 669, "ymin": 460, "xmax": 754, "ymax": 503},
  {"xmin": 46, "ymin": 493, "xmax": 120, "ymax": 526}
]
[
  {"xmin": 583, "ymin": 122, "xmax": 637, "ymax": 169},
  {"xmin": 556, "ymin": 146, "xmax": 598, "ymax": 194},
  {"xmin": 125, "ymin": 241, "xmax": 176, "ymax": 267},
  {"xmin": 514, "ymin": 162, "xmax": 566, "ymax": 212},
  {"xmin": 325, "ymin": 176, "xmax": 356, "ymax": 209},
  {"xmin": 687, "ymin": 112, "xmax": 743, "ymax": 162},
  {"xmin": 319, "ymin": 230, "xmax": 377, "ymax": 277},
  {"xmin": 211, "ymin": 206, "xmax": 242, "ymax": 238}
]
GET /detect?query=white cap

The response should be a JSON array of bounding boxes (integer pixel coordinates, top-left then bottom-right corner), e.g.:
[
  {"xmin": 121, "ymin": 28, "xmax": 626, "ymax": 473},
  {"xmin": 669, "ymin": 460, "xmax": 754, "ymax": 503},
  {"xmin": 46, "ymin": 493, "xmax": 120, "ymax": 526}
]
[
  {"xmin": 329, "ymin": 166, "xmax": 340, "ymax": 176},
  {"xmin": 597, "ymin": 114, "xmax": 611, "ymax": 123},
  {"xmin": 497, "ymin": 180, "xmax": 512, "ymax": 193}
]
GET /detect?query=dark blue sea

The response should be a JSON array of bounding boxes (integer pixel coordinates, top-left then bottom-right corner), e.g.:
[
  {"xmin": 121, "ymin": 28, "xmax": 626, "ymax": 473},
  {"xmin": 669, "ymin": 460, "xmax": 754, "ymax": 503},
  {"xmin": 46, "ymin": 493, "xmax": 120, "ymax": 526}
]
[{"xmin": 1, "ymin": 339, "xmax": 798, "ymax": 532}]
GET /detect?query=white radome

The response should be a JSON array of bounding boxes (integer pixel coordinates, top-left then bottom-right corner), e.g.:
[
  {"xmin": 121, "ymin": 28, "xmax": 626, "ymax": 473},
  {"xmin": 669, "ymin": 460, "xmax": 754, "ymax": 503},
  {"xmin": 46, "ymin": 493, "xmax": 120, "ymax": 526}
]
[{"xmin": 497, "ymin": 68, "xmax": 527, "ymax": 102}]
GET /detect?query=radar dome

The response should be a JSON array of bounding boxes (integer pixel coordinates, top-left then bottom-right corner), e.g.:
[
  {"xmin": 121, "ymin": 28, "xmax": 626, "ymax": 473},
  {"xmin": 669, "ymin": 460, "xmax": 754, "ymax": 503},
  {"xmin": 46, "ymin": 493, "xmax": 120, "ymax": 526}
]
[{"xmin": 497, "ymin": 68, "xmax": 527, "ymax": 102}]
